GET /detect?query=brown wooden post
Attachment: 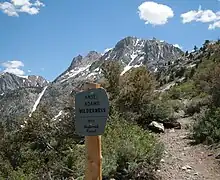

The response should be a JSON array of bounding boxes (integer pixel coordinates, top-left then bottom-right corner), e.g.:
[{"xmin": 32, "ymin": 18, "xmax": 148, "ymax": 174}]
[{"xmin": 84, "ymin": 82, "xmax": 102, "ymax": 180}]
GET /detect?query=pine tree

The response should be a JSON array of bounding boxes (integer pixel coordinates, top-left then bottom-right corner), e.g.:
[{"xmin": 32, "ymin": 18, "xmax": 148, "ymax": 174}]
[{"xmin": 194, "ymin": 45, "xmax": 198, "ymax": 52}]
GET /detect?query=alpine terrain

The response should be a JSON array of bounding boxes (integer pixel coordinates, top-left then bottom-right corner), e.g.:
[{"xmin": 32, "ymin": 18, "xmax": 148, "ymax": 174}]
[{"xmin": 1, "ymin": 37, "xmax": 220, "ymax": 179}]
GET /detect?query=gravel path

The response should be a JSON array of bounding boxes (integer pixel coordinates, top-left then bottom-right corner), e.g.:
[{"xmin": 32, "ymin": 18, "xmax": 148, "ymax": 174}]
[{"xmin": 157, "ymin": 117, "xmax": 220, "ymax": 180}]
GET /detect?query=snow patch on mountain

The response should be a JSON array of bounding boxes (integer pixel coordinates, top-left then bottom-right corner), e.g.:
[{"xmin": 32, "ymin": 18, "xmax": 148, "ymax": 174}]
[
  {"xmin": 187, "ymin": 64, "xmax": 197, "ymax": 68},
  {"xmin": 52, "ymin": 110, "xmax": 63, "ymax": 121},
  {"xmin": 134, "ymin": 38, "xmax": 140, "ymax": 46},
  {"xmin": 18, "ymin": 75, "xmax": 29, "ymax": 79},
  {"xmin": 29, "ymin": 86, "xmax": 48, "ymax": 117},
  {"xmin": 60, "ymin": 64, "xmax": 91, "ymax": 82},
  {"xmin": 121, "ymin": 52, "xmax": 143, "ymax": 75},
  {"xmin": 121, "ymin": 64, "xmax": 142, "ymax": 76},
  {"xmin": 104, "ymin": 47, "xmax": 113, "ymax": 54}
]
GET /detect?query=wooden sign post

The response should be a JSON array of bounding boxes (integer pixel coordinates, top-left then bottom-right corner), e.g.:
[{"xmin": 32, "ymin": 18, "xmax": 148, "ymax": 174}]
[
  {"xmin": 75, "ymin": 82, "xmax": 109, "ymax": 180},
  {"xmin": 84, "ymin": 83, "xmax": 102, "ymax": 180}
]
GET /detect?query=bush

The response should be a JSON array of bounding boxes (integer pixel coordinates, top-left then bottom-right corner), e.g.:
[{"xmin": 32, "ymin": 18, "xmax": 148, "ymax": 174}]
[
  {"xmin": 136, "ymin": 100, "xmax": 175, "ymax": 128},
  {"xmin": 184, "ymin": 97, "xmax": 211, "ymax": 116},
  {"xmin": 166, "ymin": 100, "xmax": 184, "ymax": 112},
  {"xmin": 102, "ymin": 111, "xmax": 164, "ymax": 179},
  {"xmin": 192, "ymin": 108, "xmax": 220, "ymax": 144},
  {"xmin": 185, "ymin": 101, "xmax": 201, "ymax": 116},
  {"xmin": 168, "ymin": 81, "xmax": 199, "ymax": 100}
]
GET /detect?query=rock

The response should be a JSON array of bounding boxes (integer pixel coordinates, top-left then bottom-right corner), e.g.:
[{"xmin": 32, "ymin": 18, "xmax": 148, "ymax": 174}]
[
  {"xmin": 180, "ymin": 135, "xmax": 187, "ymax": 139},
  {"xmin": 149, "ymin": 121, "xmax": 165, "ymax": 133},
  {"xmin": 182, "ymin": 166, "xmax": 187, "ymax": 171},
  {"xmin": 164, "ymin": 151, "xmax": 168, "ymax": 155},
  {"xmin": 186, "ymin": 165, "xmax": 192, "ymax": 169},
  {"xmin": 194, "ymin": 172, "xmax": 199, "ymax": 176},
  {"xmin": 160, "ymin": 159, "xmax": 165, "ymax": 163},
  {"xmin": 184, "ymin": 147, "xmax": 191, "ymax": 151},
  {"xmin": 163, "ymin": 119, "xmax": 181, "ymax": 129},
  {"xmin": 169, "ymin": 128, "xmax": 175, "ymax": 133},
  {"xmin": 215, "ymin": 154, "xmax": 220, "ymax": 159},
  {"xmin": 186, "ymin": 169, "xmax": 191, "ymax": 173},
  {"xmin": 182, "ymin": 165, "xmax": 192, "ymax": 171}
]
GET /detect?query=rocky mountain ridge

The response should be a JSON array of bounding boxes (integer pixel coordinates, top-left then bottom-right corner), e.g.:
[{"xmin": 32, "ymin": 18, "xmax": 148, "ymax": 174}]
[
  {"xmin": 55, "ymin": 36, "xmax": 183, "ymax": 83},
  {"xmin": 0, "ymin": 72, "xmax": 48, "ymax": 95}
]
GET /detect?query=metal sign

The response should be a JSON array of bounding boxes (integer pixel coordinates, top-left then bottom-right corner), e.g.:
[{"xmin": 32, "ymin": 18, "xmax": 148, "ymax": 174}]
[{"xmin": 75, "ymin": 88, "xmax": 109, "ymax": 136}]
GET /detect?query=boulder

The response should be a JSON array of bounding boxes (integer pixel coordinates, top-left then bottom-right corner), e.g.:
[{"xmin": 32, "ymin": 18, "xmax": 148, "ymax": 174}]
[
  {"xmin": 163, "ymin": 118, "xmax": 181, "ymax": 129},
  {"xmin": 149, "ymin": 121, "xmax": 165, "ymax": 133}
]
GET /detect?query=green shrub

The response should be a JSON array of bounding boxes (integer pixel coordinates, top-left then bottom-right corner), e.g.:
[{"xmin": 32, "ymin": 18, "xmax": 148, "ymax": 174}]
[
  {"xmin": 168, "ymin": 81, "xmax": 199, "ymax": 99},
  {"xmin": 137, "ymin": 100, "xmax": 174, "ymax": 127},
  {"xmin": 192, "ymin": 108, "xmax": 220, "ymax": 144},
  {"xmin": 166, "ymin": 100, "xmax": 184, "ymax": 112},
  {"xmin": 185, "ymin": 101, "xmax": 201, "ymax": 116},
  {"xmin": 102, "ymin": 111, "xmax": 164, "ymax": 178},
  {"xmin": 184, "ymin": 97, "xmax": 211, "ymax": 116}
]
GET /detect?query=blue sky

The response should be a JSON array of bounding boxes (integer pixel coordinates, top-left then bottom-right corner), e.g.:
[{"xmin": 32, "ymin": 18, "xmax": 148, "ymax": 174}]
[{"xmin": 0, "ymin": 0, "xmax": 220, "ymax": 81}]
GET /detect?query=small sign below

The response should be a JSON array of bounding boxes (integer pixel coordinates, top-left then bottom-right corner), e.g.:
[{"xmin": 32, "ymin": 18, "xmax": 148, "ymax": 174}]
[{"xmin": 75, "ymin": 88, "xmax": 109, "ymax": 136}]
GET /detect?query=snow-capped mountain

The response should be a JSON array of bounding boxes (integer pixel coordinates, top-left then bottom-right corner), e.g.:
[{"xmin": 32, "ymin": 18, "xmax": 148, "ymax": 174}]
[
  {"xmin": 55, "ymin": 36, "xmax": 183, "ymax": 84},
  {"xmin": 55, "ymin": 51, "xmax": 102, "ymax": 83}
]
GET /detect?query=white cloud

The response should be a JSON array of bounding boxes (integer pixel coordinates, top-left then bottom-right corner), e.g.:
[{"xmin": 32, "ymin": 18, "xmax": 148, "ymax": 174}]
[
  {"xmin": 19, "ymin": 5, "xmax": 39, "ymax": 15},
  {"xmin": 1, "ymin": 60, "xmax": 25, "ymax": 76},
  {"xmin": 181, "ymin": 6, "xmax": 220, "ymax": 30},
  {"xmin": 138, "ymin": 1, "xmax": 174, "ymax": 26},
  {"xmin": 2, "ymin": 60, "xmax": 24, "ymax": 68},
  {"xmin": 173, "ymin": 44, "xmax": 182, "ymax": 49},
  {"xmin": 11, "ymin": 0, "xmax": 31, "ymax": 6},
  {"xmin": 3, "ymin": 68, "xmax": 25, "ymax": 75},
  {"xmin": 0, "ymin": 0, "xmax": 44, "ymax": 17},
  {"xmin": 34, "ymin": 0, "xmax": 45, "ymax": 7},
  {"xmin": 0, "ymin": 2, "xmax": 18, "ymax": 16},
  {"xmin": 209, "ymin": 21, "xmax": 220, "ymax": 30},
  {"xmin": 28, "ymin": 69, "xmax": 31, "ymax": 73}
]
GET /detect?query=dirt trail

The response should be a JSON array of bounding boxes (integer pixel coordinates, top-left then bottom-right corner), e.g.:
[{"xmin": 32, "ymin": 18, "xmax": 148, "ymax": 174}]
[{"xmin": 157, "ymin": 117, "xmax": 220, "ymax": 180}]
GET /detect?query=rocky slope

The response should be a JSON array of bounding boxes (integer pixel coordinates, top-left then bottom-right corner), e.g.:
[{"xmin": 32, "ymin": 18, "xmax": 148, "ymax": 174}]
[
  {"xmin": 0, "ymin": 87, "xmax": 44, "ymax": 126},
  {"xmin": 0, "ymin": 72, "xmax": 49, "ymax": 123},
  {"xmin": 0, "ymin": 72, "xmax": 48, "ymax": 94}
]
